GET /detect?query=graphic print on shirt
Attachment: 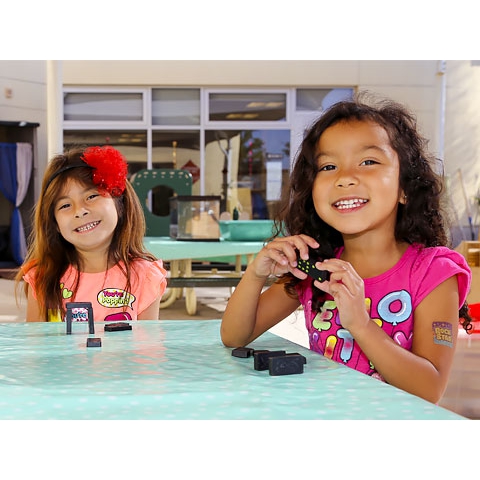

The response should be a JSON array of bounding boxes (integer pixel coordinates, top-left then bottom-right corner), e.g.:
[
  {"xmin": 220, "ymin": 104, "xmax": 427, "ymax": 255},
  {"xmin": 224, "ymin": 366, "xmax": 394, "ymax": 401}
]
[
  {"xmin": 97, "ymin": 288, "xmax": 135, "ymax": 309},
  {"xmin": 377, "ymin": 290, "xmax": 412, "ymax": 326},
  {"xmin": 60, "ymin": 283, "xmax": 73, "ymax": 299},
  {"xmin": 104, "ymin": 311, "xmax": 133, "ymax": 321},
  {"xmin": 98, "ymin": 288, "xmax": 135, "ymax": 321},
  {"xmin": 60, "ymin": 281, "xmax": 137, "ymax": 322},
  {"xmin": 310, "ymin": 289, "xmax": 414, "ymax": 372}
]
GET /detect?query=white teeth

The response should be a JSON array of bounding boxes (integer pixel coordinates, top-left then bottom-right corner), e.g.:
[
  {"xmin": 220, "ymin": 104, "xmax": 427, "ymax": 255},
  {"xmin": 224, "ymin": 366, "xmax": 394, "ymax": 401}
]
[
  {"xmin": 334, "ymin": 199, "xmax": 368, "ymax": 210},
  {"xmin": 76, "ymin": 221, "xmax": 99, "ymax": 232}
]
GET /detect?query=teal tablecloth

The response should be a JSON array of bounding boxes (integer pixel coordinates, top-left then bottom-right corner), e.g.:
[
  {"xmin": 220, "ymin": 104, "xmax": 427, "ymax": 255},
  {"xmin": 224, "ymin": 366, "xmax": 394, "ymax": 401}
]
[{"xmin": 0, "ymin": 320, "xmax": 465, "ymax": 420}]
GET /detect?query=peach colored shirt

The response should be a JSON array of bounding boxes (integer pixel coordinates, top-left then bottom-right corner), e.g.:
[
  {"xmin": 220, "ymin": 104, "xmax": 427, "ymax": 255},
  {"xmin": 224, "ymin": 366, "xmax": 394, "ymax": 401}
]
[{"xmin": 24, "ymin": 259, "xmax": 167, "ymax": 322}]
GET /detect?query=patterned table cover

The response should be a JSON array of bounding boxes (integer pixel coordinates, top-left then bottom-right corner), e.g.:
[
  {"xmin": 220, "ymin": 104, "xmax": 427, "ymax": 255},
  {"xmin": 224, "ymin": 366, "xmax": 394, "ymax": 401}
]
[{"xmin": 0, "ymin": 320, "xmax": 466, "ymax": 420}]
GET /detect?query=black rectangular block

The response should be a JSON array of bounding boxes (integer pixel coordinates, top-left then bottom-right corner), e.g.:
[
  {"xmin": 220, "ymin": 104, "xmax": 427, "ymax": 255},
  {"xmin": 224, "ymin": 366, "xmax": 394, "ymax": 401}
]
[
  {"xmin": 104, "ymin": 322, "xmax": 132, "ymax": 332},
  {"xmin": 253, "ymin": 350, "xmax": 286, "ymax": 371},
  {"xmin": 86, "ymin": 337, "xmax": 102, "ymax": 347},
  {"xmin": 232, "ymin": 347, "xmax": 255, "ymax": 358},
  {"xmin": 296, "ymin": 256, "xmax": 330, "ymax": 282},
  {"xmin": 268, "ymin": 353, "xmax": 307, "ymax": 376}
]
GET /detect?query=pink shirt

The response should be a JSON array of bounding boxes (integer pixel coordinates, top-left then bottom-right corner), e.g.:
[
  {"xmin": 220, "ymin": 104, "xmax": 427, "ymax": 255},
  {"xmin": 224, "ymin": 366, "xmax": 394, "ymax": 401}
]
[
  {"xmin": 24, "ymin": 259, "xmax": 167, "ymax": 322},
  {"xmin": 296, "ymin": 244, "xmax": 471, "ymax": 379}
]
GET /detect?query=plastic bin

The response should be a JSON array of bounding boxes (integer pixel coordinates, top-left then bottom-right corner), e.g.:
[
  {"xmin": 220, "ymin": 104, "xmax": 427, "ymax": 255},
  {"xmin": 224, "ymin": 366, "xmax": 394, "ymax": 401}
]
[
  {"xmin": 219, "ymin": 220, "xmax": 274, "ymax": 241},
  {"xmin": 169, "ymin": 195, "xmax": 221, "ymax": 241}
]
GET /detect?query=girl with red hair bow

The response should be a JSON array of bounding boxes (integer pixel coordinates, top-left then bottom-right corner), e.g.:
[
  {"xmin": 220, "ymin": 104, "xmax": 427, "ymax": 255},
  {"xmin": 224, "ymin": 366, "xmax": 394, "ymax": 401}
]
[{"xmin": 16, "ymin": 145, "xmax": 167, "ymax": 322}]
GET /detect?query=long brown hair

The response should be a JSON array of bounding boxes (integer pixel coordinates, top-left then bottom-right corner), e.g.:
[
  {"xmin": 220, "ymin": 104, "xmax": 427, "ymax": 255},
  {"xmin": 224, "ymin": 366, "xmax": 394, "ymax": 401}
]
[{"xmin": 16, "ymin": 146, "xmax": 156, "ymax": 321}]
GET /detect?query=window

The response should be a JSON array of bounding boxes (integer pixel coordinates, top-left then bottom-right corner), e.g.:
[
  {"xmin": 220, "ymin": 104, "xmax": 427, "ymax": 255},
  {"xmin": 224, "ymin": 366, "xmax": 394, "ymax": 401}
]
[
  {"xmin": 63, "ymin": 87, "xmax": 353, "ymax": 219},
  {"xmin": 208, "ymin": 92, "xmax": 287, "ymax": 122},
  {"xmin": 296, "ymin": 88, "xmax": 354, "ymax": 111},
  {"xmin": 204, "ymin": 129, "xmax": 290, "ymax": 218},
  {"xmin": 63, "ymin": 129, "xmax": 147, "ymax": 177},
  {"xmin": 152, "ymin": 130, "xmax": 201, "ymax": 194},
  {"xmin": 63, "ymin": 92, "xmax": 145, "ymax": 122},
  {"xmin": 152, "ymin": 89, "xmax": 200, "ymax": 125}
]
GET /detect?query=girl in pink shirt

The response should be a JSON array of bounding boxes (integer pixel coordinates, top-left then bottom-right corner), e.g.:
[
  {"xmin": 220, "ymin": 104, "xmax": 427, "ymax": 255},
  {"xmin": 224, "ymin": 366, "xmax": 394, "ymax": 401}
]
[
  {"xmin": 17, "ymin": 145, "xmax": 167, "ymax": 322},
  {"xmin": 221, "ymin": 92, "xmax": 472, "ymax": 404}
]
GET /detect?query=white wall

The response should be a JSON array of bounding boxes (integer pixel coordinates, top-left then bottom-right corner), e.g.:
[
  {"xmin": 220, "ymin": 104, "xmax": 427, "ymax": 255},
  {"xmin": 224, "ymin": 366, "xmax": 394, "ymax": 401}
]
[
  {"xmin": 444, "ymin": 60, "xmax": 480, "ymax": 240},
  {"xmin": 0, "ymin": 60, "xmax": 48, "ymax": 199}
]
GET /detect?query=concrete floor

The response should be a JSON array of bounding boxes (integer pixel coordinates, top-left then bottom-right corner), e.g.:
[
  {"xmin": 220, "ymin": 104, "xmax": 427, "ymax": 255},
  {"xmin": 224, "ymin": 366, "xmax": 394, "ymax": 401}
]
[{"xmin": 1, "ymin": 277, "xmax": 27, "ymax": 322}]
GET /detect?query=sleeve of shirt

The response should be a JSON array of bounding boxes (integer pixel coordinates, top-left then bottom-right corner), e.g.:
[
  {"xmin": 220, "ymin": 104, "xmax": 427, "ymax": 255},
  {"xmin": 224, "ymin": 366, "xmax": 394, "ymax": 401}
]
[
  {"xmin": 137, "ymin": 259, "xmax": 168, "ymax": 313},
  {"xmin": 412, "ymin": 247, "xmax": 472, "ymax": 309},
  {"xmin": 22, "ymin": 267, "xmax": 37, "ymax": 299}
]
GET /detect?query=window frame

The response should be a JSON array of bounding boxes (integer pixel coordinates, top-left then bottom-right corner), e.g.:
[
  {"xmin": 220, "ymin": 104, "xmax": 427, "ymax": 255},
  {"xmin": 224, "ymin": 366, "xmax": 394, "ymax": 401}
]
[
  {"xmin": 63, "ymin": 87, "xmax": 150, "ymax": 127},
  {"xmin": 62, "ymin": 86, "xmax": 354, "ymax": 200}
]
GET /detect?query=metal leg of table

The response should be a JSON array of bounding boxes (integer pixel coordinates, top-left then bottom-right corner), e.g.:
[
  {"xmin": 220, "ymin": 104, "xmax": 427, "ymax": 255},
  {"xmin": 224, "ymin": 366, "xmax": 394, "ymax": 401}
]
[{"xmin": 182, "ymin": 259, "xmax": 197, "ymax": 315}]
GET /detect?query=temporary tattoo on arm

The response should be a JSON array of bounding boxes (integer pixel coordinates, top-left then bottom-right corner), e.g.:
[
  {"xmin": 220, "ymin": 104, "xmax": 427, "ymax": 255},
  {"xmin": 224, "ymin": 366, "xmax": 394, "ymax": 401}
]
[{"xmin": 432, "ymin": 322, "xmax": 454, "ymax": 347}]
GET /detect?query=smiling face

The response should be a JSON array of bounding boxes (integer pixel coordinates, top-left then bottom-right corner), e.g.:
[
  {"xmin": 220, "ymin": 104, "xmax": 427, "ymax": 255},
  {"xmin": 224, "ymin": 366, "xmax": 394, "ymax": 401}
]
[
  {"xmin": 312, "ymin": 119, "xmax": 405, "ymax": 239},
  {"xmin": 53, "ymin": 178, "xmax": 119, "ymax": 254}
]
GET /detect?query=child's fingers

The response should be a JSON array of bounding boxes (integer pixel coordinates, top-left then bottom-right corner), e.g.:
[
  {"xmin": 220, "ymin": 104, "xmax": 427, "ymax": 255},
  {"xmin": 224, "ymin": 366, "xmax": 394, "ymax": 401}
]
[
  {"xmin": 264, "ymin": 235, "xmax": 319, "ymax": 264},
  {"xmin": 314, "ymin": 259, "xmax": 363, "ymax": 293},
  {"xmin": 259, "ymin": 235, "xmax": 318, "ymax": 279}
]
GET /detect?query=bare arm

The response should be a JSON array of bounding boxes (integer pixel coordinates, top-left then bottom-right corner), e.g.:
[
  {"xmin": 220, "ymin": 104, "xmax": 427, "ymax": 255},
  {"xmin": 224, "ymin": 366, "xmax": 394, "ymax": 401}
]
[
  {"xmin": 138, "ymin": 296, "xmax": 162, "ymax": 320},
  {"xmin": 351, "ymin": 277, "xmax": 458, "ymax": 403},
  {"xmin": 317, "ymin": 258, "xmax": 460, "ymax": 403},
  {"xmin": 26, "ymin": 285, "xmax": 44, "ymax": 322},
  {"xmin": 220, "ymin": 269, "xmax": 300, "ymax": 347},
  {"xmin": 220, "ymin": 234, "xmax": 318, "ymax": 347}
]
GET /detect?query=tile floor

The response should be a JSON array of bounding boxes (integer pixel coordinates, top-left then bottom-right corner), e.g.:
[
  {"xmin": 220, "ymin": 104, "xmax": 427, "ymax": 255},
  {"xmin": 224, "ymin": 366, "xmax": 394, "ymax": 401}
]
[{"xmin": 2, "ymin": 276, "xmax": 478, "ymax": 419}]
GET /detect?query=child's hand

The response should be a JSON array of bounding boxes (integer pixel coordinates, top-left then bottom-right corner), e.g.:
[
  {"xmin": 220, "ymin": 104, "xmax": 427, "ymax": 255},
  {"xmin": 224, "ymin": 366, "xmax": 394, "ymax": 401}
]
[
  {"xmin": 313, "ymin": 258, "xmax": 370, "ymax": 333},
  {"xmin": 252, "ymin": 235, "xmax": 320, "ymax": 279}
]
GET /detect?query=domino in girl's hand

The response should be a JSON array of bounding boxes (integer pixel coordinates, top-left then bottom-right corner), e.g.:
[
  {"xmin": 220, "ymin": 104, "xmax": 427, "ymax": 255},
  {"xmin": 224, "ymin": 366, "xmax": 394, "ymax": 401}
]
[{"xmin": 296, "ymin": 254, "xmax": 330, "ymax": 282}]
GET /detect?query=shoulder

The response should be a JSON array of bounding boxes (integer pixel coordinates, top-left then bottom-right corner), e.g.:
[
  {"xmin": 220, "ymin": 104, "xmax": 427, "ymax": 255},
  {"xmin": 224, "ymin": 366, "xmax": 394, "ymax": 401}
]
[
  {"xmin": 22, "ymin": 262, "xmax": 46, "ymax": 286},
  {"xmin": 23, "ymin": 266, "xmax": 36, "ymax": 283},
  {"xmin": 129, "ymin": 259, "xmax": 168, "ymax": 304},
  {"xmin": 409, "ymin": 244, "xmax": 470, "ymax": 272},
  {"xmin": 408, "ymin": 244, "xmax": 471, "ymax": 305},
  {"xmin": 131, "ymin": 258, "xmax": 167, "ymax": 281}
]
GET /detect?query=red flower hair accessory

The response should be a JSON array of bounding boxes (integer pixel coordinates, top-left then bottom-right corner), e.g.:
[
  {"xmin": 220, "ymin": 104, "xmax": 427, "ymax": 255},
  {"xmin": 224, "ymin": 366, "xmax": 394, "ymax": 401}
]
[{"xmin": 81, "ymin": 146, "xmax": 128, "ymax": 197}]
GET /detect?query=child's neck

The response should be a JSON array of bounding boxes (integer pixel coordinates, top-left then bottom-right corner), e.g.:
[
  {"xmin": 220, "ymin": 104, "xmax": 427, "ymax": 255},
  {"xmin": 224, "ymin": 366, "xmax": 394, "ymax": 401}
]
[
  {"xmin": 77, "ymin": 249, "xmax": 111, "ymax": 273},
  {"xmin": 341, "ymin": 236, "xmax": 409, "ymax": 279}
]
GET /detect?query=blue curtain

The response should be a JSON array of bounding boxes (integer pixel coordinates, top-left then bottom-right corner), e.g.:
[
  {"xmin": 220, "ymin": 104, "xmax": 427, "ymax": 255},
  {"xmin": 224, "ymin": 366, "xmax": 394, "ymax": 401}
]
[
  {"xmin": 0, "ymin": 143, "xmax": 16, "ymax": 203},
  {"xmin": 0, "ymin": 142, "xmax": 32, "ymax": 265}
]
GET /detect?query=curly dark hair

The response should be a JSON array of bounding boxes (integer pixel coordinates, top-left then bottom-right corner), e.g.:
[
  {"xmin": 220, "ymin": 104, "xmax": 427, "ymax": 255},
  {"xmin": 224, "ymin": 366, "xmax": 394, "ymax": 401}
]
[{"xmin": 272, "ymin": 92, "xmax": 472, "ymax": 333}]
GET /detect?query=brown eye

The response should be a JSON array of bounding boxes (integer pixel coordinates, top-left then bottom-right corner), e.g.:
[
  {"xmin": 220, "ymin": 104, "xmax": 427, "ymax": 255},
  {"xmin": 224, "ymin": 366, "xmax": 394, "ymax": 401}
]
[{"xmin": 319, "ymin": 164, "xmax": 336, "ymax": 172}]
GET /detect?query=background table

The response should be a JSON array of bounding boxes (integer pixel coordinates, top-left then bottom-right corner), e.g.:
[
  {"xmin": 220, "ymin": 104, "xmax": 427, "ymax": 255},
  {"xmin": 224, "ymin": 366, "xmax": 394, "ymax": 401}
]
[
  {"xmin": 144, "ymin": 236, "xmax": 265, "ymax": 314},
  {"xmin": 0, "ymin": 320, "xmax": 466, "ymax": 420}
]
